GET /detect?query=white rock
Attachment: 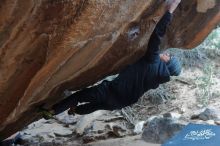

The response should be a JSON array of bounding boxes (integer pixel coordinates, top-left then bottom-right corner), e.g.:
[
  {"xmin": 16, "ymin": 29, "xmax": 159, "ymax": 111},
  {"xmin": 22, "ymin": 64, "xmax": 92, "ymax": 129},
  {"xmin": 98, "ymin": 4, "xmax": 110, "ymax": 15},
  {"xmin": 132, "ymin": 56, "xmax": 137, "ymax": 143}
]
[
  {"xmin": 75, "ymin": 110, "xmax": 107, "ymax": 135},
  {"xmin": 134, "ymin": 121, "xmax": 146, "ymax": 134},
  {"xmin": 21, "ymin": 119, "xmax": 73, "ymax": 142},
  {"xmin": 55, "ymin": 111, "xmax": 76, "ymax": 124},
  {"xmin": 206, "ymin": 120, "xmax": 215, "ymax": 125},
  {"xmin": 171, "ymin": 112, "xmax": 182, "ymax": 120}
]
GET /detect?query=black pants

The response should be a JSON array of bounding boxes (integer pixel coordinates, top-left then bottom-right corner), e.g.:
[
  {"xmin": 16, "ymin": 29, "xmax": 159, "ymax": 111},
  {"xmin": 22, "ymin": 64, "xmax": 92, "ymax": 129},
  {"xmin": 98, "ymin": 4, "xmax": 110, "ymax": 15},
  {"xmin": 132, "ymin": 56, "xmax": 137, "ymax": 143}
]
[{"xmin": 52, "ymin": 81, "xmax": 125, "ymax": 115}]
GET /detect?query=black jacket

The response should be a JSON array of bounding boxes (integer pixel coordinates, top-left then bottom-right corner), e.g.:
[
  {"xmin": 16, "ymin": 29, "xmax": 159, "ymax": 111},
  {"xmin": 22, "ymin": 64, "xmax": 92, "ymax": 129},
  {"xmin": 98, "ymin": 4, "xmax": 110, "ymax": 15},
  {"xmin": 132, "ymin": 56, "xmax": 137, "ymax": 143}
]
[{"xmin": 108, "ymin": 12, "xmax": 172, "ymax": 107}]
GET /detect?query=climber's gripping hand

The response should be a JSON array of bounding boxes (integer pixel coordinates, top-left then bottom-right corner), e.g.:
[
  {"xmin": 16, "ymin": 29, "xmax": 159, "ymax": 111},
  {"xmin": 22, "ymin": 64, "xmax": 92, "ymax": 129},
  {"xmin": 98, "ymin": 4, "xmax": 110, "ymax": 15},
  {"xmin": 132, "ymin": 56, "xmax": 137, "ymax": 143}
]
[{"xmin": 166, "ymin": 0, "xmax": 181, "ymax": 13}]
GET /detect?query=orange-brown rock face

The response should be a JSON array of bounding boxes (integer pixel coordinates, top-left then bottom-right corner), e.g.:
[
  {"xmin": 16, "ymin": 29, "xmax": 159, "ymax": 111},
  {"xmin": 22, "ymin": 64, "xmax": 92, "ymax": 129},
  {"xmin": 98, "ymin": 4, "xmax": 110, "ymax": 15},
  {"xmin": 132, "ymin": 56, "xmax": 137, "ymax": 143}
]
[{"xmin": 0, "ymin": 0, "xmax": 219, "ymax": 139}]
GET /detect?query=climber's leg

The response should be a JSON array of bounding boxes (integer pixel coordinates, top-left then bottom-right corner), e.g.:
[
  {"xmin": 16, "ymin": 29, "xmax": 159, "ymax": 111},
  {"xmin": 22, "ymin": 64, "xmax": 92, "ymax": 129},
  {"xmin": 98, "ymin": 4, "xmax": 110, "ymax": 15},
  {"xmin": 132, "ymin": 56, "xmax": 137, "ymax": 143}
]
[
  {"xmin": 52, "ymin": 86, "xmax": 101, "ymax": 115},
  {"xmin": 52, "ymin": 80, "xmax": 112, "ymax": 115},
  {"xmin": 68, "ymin": 100, "xmax": 124, "ymax": 115},
  {"xmin": 69, "ymin": 103, "xmax": 106, "ymax": 115}
]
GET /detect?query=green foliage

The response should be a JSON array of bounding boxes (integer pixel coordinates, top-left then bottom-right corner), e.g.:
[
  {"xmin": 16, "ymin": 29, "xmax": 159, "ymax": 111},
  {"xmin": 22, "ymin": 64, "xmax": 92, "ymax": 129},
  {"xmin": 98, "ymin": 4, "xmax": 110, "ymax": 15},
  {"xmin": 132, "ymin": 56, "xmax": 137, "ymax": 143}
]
[
  {"xmin": 195, "ymin": 62, "xmax": 214, "ymax": 107},
  {"xmin": 204, "ymin": 27, "xmax": 220, "ymax": 49},
  {"xmin": 197, "ymin": 27, "xmax": 220, "ymax": 59}
]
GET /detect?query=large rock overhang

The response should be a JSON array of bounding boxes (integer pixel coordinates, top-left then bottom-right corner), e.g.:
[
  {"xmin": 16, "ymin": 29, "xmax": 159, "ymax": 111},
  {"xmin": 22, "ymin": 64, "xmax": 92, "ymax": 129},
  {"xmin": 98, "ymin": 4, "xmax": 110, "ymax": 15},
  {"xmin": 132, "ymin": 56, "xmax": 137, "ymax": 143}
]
[{"xmin": 0, "ymin": 0, "xmax": 219, "ymax": 139}]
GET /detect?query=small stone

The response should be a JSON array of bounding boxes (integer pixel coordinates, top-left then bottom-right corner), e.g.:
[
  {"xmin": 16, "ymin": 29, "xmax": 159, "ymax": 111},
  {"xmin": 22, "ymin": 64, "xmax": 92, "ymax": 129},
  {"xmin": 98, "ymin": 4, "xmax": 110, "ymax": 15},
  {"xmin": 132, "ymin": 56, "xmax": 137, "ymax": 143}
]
[
  {"xmin": 215, "ymin": 121, "xmax": 220, "ymax": 125},
  {"xmin": 180, "ymin": 107, "xmax": 186, "ymax": 113},
  {"xmin": 105, "ymin": 123, "xmax": 127, "ymax": 137},
  {"xmin": 134, "ymin": 121, "xmax": 146, "ymax": 134},
  {"xmin": 163, "ymin": 112, "xmax": 181, "ymax": 119},
  {"xmin": 206, "ymin": 120, "xmax": 215, "ymax": 125},
  {"xmin": 83, "ymin": 136, "xmax": 96, "ymax": 144},
  {"xmin": 54, "ymin": 131, "xmax": 73, "ymax": 137}
]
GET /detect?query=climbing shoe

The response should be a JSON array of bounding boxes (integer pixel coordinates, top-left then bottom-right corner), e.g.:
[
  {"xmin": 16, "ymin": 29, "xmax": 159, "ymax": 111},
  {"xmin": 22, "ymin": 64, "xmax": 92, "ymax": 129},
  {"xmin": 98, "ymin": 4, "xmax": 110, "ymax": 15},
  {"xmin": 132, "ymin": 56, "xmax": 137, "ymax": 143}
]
[
  {"xmin": 68, "ymin": 106, "xmax": 76, "ymax": 116},
  {"xmin": 38, "ymin": 108, "xmax": 55, "ymax": 120}
]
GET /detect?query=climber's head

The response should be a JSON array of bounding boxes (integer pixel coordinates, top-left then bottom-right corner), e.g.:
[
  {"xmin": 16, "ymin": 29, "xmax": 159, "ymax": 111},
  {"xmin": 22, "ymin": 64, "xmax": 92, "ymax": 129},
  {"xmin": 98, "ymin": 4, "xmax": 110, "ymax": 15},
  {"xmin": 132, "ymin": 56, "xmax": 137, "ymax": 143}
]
[{"xmin": 160, "ymin": 53, "xmax": 182, "ymax": 76}]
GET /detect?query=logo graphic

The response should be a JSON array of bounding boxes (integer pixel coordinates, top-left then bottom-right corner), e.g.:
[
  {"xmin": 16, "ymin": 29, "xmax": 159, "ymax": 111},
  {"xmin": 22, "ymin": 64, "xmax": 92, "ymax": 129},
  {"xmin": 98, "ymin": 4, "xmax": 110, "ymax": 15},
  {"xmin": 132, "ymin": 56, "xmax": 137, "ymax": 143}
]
[{"xmin": 184, "ymin": 129, "xmax": 216, "ymax": 141}]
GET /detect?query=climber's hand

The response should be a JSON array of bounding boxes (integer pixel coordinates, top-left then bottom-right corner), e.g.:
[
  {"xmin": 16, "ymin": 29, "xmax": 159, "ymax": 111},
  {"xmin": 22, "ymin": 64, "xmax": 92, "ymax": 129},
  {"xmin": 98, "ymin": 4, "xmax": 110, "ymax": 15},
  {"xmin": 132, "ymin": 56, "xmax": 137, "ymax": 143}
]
[
  {"xmin": 160, "ymin": 53, "xmax": 170, "ymax": 63},
  {"xmin": 166, "ymin": 0, "xmax": 181, "ymax": 13}
]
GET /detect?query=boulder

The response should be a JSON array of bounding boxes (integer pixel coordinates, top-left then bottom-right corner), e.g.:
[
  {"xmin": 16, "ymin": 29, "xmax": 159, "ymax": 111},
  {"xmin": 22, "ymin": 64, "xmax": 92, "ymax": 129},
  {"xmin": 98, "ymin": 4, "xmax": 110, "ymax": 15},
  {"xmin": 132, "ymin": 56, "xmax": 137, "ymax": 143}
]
[
  {"xmin": 0, "ymin": 0, "xmax": 220, "ymax": 140},
  {"xmin": 142, "ymin": 115, "xmax": 186, "ymax": 144},
  {"xmin": 191, "ymin": 107, "xmax": 220, "ymax": 121}
]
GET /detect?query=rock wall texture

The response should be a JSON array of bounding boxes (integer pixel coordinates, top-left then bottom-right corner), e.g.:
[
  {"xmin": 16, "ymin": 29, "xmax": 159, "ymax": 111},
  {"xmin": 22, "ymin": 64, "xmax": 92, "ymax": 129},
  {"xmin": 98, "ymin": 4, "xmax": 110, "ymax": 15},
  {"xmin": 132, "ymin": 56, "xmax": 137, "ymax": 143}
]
[{"xmin": 0, "ymin": 0, "xmax": 219, "ymax": 140}]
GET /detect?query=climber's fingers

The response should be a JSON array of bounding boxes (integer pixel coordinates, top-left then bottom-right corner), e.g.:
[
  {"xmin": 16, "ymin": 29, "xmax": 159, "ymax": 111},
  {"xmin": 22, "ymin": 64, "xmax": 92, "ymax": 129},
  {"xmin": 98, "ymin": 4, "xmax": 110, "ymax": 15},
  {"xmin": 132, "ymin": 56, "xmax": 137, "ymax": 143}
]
[{"xmin": 166, "ymin": 0, "xmax": 181, "ymax": 13}]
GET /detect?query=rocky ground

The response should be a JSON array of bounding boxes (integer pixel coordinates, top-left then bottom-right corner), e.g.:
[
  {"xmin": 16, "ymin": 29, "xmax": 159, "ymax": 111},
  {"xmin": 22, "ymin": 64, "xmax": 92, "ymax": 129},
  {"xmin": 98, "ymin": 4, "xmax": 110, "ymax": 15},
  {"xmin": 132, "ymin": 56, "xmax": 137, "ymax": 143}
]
[{"xmin": 4, "ymin": 28, "xmax": 220, "ymax": 146}]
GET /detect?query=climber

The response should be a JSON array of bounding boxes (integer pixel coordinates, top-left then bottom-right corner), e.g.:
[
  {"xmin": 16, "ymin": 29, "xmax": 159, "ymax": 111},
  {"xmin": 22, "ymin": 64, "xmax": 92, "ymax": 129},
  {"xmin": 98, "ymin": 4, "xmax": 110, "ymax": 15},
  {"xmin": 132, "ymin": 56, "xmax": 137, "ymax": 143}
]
[{"xmin": 41, "ymin": 0, "xmax": 182, "ymax": 118}]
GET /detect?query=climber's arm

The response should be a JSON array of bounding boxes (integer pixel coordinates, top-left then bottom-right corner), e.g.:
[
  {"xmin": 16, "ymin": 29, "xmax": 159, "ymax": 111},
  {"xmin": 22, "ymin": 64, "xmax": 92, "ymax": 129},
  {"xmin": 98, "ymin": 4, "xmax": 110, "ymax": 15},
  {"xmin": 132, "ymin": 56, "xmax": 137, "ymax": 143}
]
[
  {"xmin": 144, "ymin": 0, "xmax": 181, "ymax": 61},
  {"xmin": 144, "ymin": 11, "xmax": 172, "ymax": 61}
]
